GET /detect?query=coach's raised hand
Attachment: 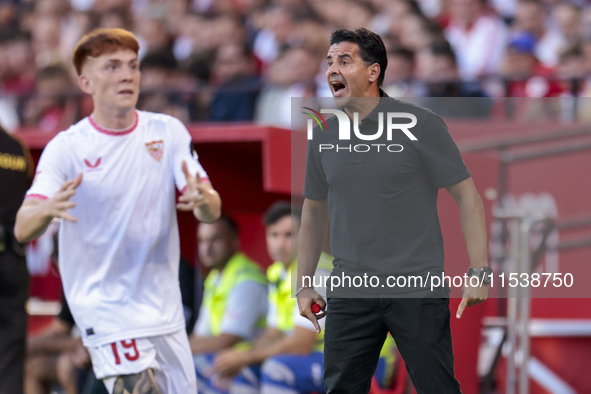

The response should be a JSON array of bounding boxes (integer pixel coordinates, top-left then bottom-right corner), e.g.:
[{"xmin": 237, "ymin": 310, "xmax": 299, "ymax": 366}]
[
  {"xmin": 176, "ymin": 160, "xmax": 221, "ymax": 223},
  {"xmin": 14, "ymin": 173, "xmax": 83, "ymax": 243}
]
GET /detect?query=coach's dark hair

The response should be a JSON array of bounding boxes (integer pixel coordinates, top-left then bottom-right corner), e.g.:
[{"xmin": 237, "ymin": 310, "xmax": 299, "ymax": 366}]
[
  {"xmin": 216, "ymin": 214, "xmax": 239, "ymax": 237},
  {"xmin": 329, "ymin": 28, "xmax": 388, "ymax": 87},
  {"xmin": 263, "ymin": 201, "xmax": 302, "ymax": 227}
]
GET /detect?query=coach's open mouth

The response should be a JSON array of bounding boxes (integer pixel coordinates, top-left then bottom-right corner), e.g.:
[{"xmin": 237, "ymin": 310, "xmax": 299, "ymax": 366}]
[{"xmin": 331, "ymin": 81, "xmax": 346, "ymax": 96}]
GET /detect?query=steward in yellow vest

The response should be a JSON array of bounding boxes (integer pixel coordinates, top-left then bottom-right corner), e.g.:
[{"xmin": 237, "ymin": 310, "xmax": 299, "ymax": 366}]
[{"xmin": 190, "ymin": 217, "xmax": 268, "ymax": 393}]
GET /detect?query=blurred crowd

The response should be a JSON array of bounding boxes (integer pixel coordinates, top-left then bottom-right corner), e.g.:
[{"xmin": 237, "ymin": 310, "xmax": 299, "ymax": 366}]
[{"xmin": 2, "ymin": 0, "xmax": 591, "ymax": 131}]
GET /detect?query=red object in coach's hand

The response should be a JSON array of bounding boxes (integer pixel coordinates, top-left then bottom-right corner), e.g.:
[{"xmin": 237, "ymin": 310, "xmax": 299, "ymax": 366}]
[{"xmin": 311, "ymin": 303, "xmax": 321, "ymax": 314}]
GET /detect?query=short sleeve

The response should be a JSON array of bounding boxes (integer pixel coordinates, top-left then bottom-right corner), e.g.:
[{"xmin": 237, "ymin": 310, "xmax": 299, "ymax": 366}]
[
  {"xmin": 293, "ymin": 268, "xmax": 330, "ymax": 332},
  {"xmin": 266, "ymin": 287, "xmax": 278, "ymax": 329},
  {"xmin": 302, "ymin": 139, "xmax": 329, "ymax": 200},
  {"xmin": 26, "ymin": 135, "xmax": 70, "ymax": 200},
  {"xmin": 193, "ymin": 304, "xmax": 211, "ymax": 336},
  {"xmin": 418, "ymin": 114, "xmax": 471, "ymax": 189},
  {"xmin": 220, "ymin": 281, "xmax": 268, "ymax": 340},
  {"xmin": 169, "ymin": 117, "xmax": 209, "ymax": 193}
]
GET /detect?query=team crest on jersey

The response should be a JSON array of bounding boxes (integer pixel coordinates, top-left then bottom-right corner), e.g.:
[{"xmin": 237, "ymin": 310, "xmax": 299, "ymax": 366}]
[{"xmin": 145, "ymin": 140, "xmax": 164, "ymax": 162}]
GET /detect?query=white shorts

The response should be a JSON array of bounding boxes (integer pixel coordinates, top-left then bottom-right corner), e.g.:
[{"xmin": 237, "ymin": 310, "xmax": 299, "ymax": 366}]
[{"xmin": 87, "ymin": 328, "xmax": 197, "ymax": 394}]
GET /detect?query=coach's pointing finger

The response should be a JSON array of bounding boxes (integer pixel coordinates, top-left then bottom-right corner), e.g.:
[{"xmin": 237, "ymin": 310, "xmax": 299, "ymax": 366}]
[{"xmin": 456, "ymin": 298, "xmax": 468, "ymax": 319}]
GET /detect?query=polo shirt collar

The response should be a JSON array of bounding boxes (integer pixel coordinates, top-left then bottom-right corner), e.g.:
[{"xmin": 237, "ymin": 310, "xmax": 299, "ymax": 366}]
[{"xmin": 365, "ymin": 88, "xmax": 391, "ymax": 123}]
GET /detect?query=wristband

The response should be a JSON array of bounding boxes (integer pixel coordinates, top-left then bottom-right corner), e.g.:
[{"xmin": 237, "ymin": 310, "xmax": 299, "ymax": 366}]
[{"xmin": 295, "ymin": 286, "xmax": 314, "ymax": 297}]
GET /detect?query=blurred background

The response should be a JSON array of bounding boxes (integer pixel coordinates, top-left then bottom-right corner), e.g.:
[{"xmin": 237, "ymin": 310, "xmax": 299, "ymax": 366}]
[
  {"xmin": 3, "ymin": 0, "xmax": 591, "ymax": 394},
  {"xmin": 4, "ymin": 0, "xmax": 591, "ymax": 132}
]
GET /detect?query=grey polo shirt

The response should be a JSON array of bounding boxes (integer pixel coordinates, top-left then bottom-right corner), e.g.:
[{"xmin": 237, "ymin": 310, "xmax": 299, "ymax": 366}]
[{"xmin": 303, "ymin": 93, "xmax": 470, "ymax": 296}]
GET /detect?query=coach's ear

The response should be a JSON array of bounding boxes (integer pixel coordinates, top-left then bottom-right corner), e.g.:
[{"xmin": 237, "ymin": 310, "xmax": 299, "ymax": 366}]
[
  {"xmin": 368, "ymin": 63, "xmax": 380, "ymax": 84},
  {"xmin": 78, "ymin": 74, "xmax": 93, "ymax": 95}
]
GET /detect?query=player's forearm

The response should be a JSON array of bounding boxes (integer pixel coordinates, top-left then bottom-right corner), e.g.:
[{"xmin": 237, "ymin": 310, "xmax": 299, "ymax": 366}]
[
  {"xmin": 14, "ymin": 202, "xmax": 54, "ymax": 243},
  {"xmin": 190, "ymin": 333, "xmax": 241, "ymax": 355},
  {"xmin": 458, "ymin": 193, "xmax": 488, "ymax": 268},
  {"xmin": 193, "ymin": 189, "xmax": 221, "ymax": 223},
  {"xmin": 297, "ymin": 199, "xmax": 329, "ymax": 289}
]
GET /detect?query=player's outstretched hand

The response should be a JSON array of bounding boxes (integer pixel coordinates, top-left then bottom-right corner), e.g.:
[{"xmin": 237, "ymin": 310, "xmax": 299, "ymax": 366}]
[
  {"xmin": 297, "ymin": 288, "xmax": 327, "ymax": 333},
  {"xmin": 177, "ymin": 160, "xmax": 207, "ymax": 211},
  {"xmin": 46, "ymin": 173, "xmax": 83, "ymax": 222}
]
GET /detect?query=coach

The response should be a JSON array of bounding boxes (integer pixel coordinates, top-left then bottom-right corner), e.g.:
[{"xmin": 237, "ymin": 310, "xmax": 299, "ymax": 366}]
[{"xmin": 296, "ymin": 28, "xmax": 491, "ymax": 394}]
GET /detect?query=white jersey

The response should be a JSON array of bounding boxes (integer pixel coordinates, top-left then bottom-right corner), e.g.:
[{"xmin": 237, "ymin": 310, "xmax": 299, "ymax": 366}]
[{"xmin": 26, "ymin": 110, "xmax": 209, "ymax": 347}]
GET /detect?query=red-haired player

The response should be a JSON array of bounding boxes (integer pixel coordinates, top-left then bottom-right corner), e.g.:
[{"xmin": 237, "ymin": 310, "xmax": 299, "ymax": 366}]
[{"xmin": 15, "ymin": 28, "xmax": 221, "ymax": 393}]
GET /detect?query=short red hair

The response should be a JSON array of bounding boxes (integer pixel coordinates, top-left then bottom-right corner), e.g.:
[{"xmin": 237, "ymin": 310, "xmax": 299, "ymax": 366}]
[{"xmin": 72, "ymin": 28, "xmax": 139, "ymax": 75}]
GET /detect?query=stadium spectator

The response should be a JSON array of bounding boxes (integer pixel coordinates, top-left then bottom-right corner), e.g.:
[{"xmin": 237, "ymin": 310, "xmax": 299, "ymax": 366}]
[
  {"xmin": 381, "ymin": 46, "xmax": 420, "ymax": 97},
  {"xmin": 499, "ymin": 31, "xmax": 563, "ymax": 97},
  {"xmin": 445, "ymin": 0, "xmax": 508, "ymax": 80},
  {"xmin": 97, "ymin": 7, "xmax": 133, "ymax": 30},
  {"xmin": 173, "ymin": 12, "xmax": 216, "ymax": 64},
  {"xmin": 191, "ymin": 215, "xmax": 268, "ymax": 393},
  {"xmin": 581, "ymin": 6, "xmax": 591, "ymax": 41},
  {"xmin": 416, "ymin": 42, "xmax": 491, "ymax": 117},
  {"xmin": 209, "ymin": 42, "xmax": 262, "ymax": 121},
  {"xmin": 255, "ymin": 46, "xmax": 319, "ymax": 129},
  {"xmin": 556, "ymin": 43, "xmax": 589, "ymax": 121},
  {"xmin": 417, "ymin": 41, "xmax": 488, "ymax": 97},
  {"xmin": 0, "ymin": 124, "xmax": 34, "ymax": 394},
  {"xmin": 252, "ymin": 4, "xmax": 302, "ymax": 67},
  {"xmin": 399, "ymin": 14, "xmax": 446, "ymax": 53},
  {"xmin": 553, "ymin": 3, "xmax": 581, "ymax": 46},
  {"xmin": 0, "ymin": 0, "xmax": 17, "ymax": 29},
  {"xmin": 0, "ymin": 29, "xmax": 35, "ymax": 131},
  {"xmin": 558, "ymin": 43, "xmax": 586, "ymax": 84},
  {"xmin": 513, "ymin": 0, "xmax": 565, "ymax": 67},
  {"xmin": 381, "ymin": 0, "xmax": 424, "ymax": 41},
  {"xmin": 0, "ymin": 29, "xmax": 36, "ymax": 96},
  {"xmin": 137, "ymin": 50, "xmax": 192, "ymax": 123},
  {"xmin": 22, "ymin": 65, "xmax": 77, "ymax": 133},
  {"xmin": 31, "ymin": 15, "xmax": 63, "ymax": 67},
  {"xmin": 136, "ymin": 14, "xmax": 172, "ymax": 60}
]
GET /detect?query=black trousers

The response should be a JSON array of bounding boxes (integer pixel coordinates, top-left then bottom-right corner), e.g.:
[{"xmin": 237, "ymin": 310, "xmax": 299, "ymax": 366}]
[
  {"xmin": 323, "ymin": 297, "xmax": 462, "ymax": 394},
  {"xmin": 0, "ymin": 250, "xmax": 29, "ymax": 394}
]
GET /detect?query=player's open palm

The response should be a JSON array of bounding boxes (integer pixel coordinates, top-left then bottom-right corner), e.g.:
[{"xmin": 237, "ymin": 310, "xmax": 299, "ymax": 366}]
[
  {"xmin": 46, "ymin": 173, "xmax": 82, "ymax": 222},
  {"xmin": 177, "ymin": 160, "xmax": 207, "ymax": 211}
]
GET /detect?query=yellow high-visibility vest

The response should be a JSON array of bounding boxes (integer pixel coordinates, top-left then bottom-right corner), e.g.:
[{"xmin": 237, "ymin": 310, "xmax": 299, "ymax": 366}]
[{"xmin": 202, "ymin": 252, "xmax": 267, "ymax": 341}]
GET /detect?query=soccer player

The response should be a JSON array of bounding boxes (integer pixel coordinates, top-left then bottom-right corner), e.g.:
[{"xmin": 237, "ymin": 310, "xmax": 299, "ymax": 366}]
[{"xmin": 14, "ymin": 28, "xmax": 221, "ymax": 394}]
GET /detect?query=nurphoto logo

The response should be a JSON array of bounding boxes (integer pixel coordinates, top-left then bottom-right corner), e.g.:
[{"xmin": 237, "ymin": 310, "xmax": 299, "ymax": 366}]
[{"xmin": 303, "ymin": 107, "xmax": 418, "ymax": 153}]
